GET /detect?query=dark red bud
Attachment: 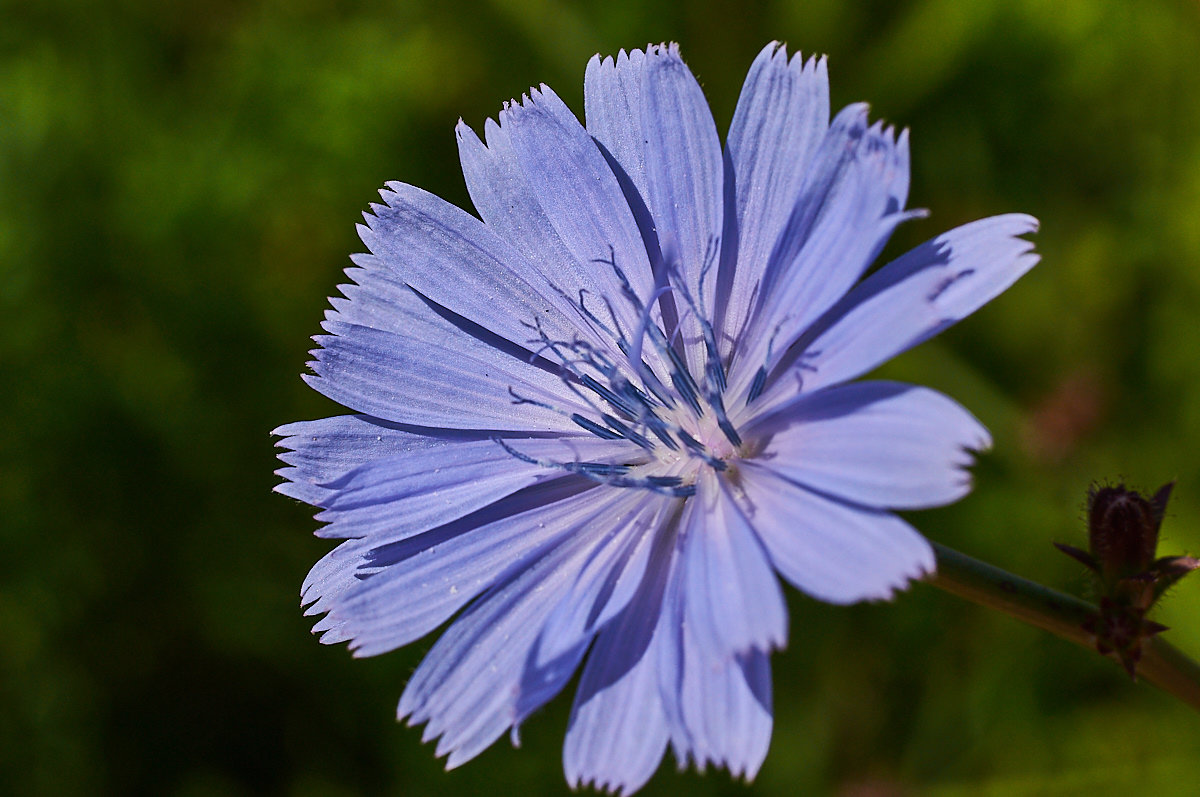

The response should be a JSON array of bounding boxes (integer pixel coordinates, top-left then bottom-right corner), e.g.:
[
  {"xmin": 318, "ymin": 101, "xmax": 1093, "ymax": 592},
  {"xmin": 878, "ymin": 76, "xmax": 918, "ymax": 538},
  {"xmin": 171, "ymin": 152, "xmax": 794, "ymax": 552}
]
[
  {"xmin": 1059, "ymin": 481, "xmax": 1196, "ymax": 678},
  {"xmin": 1086, "ymin": 484, "xmax": 1167, "ymax": 583}
]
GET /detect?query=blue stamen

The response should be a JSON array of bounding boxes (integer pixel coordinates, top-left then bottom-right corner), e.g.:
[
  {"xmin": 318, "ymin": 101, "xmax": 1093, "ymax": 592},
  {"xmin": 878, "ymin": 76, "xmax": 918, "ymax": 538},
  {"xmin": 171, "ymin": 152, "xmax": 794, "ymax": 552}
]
[
  {"xmin": 645, "ymin": 475, "xmax": 684, "ymax": 489},
  {"xmin": 600, "ymin": 414, "xmax": 652, "ymax": 450},
  {"xmin": 747, "ymin": 366, "xmax": 768, "ymax": 403},
  {"xmin": 492, "ymin": 438, "xmax": 692, "ymax": 497},
  {"xmin": 616, "ymin": 331, "xmax": 675, "ymax": 408},
  {"xmin": 573, "ymin": 287, "xmax": 619, "ymax": 341},
  {"xmin": 571, "ymin": 413, "xmax": 624, "ymax": 440},
  {"xmin": 666, "ymin": 346, "xmax": 703, "ymax": 416},
  {"xmin": 580, "ymin": 374, "xmax": 637, "ymax": 419},
  {"xmin": 677, "ymin": 430, "xmax": 728, "ymax": 470},
  {"xmin": 716, "ymin": 414, "xmax": 742, "ymax": 447},
  {"xmin": 640, "ymin": 412, "xmax": 681, "ymax": 451},
  {"xmin": 745, "ymin": 321, "xmax": 784, "ymax": 405},
  {"xmin": 510, "ymin": 244, "xmax": 741, "ymax": 473},
  {"xmin": 508, "ymin": 386, "xmax": 555, "ymax": 410},
  {"xmin": 605, "ymin": 473, "xmax": 694, "ymax": 497},
  {"xmin": 569, "ymin": 462, "xmax": 632, "ymax": 477}
]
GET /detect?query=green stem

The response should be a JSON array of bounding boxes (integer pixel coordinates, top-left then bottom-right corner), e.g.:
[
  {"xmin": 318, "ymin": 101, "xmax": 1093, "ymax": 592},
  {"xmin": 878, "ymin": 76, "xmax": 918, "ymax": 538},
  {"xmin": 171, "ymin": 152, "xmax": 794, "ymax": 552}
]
[{"xmin": 927, "ymin": 541, "xmax": 1200, "ymax": 712}]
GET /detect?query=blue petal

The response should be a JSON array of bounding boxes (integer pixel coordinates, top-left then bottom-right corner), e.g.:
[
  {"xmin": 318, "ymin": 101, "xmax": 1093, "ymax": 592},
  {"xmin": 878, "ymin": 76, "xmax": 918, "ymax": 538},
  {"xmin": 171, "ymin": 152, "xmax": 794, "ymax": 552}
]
[
  {"xmin": 747, "ymin": 381, "xmax": 990, "ymax": 509},
  {"xmin": 497, "ymin": 88, "xmax": 657, "ymax": 309},
  {"xmin": 396, "ymin": 488, "xmax": 650, "ymax": 767},
  {"xmin": 564, "ymin": 637, "xmax": 672, "ymax": 794},
  {"xmin": 760, "ymin": 213, "xmax": 1040, "ymax": 400},
  {"xmin": 640, "ymin": 43, "xmax": 725, "ymax": 371},
  {"xmin": 358, "ymin": 182, "xmax": 586, "ymax": 355},
  {"xmin": 584, "ymin": 48, "xmax": 672, "ymax": 319},
  {"xmin": 736, "ymin": 464, "xmax": 935, "ymax": 604},
  {"xmin": 733, "ymin": 106, "xmax": 917, "ymax": 390},
  {"xmin": 585, "ymin": 49, "xmax": 651, "ymax": 205},
  {"xmin": 681, "ymin": 471, "xmax": 787, "ymax": 654},
  {"xmin": 651, "ymin": 516, "xmax": 773, "ymax": 780},
  {"xmin": 671, "ymin": 638, "xmax": 773, "ymax": 780},
  {"xmin": 517, "ymin": 496, "xmax": 670, "ymax": 724},
  {"xmin": 718, "ymin": 43, "xmax": 829, "ymax": 359},
  {"xmin": 639, "ymin": 44, "xmax": 723, "ymax": 292},
  {"xmin": 531, "ymin": 499, "xmax": 664, "ymax": 666},
  {"xmin": 456, "ymin": 93, "xmax": 660, "ymax": 370},
  {"xmin": 584, "ymin": 47, "xmax": 685, "ymax": 364},
  {"xmin": 324, "ymin": 260, "xmax": 434, "ymax": 339},
  {"xmin": 305, "ymin": 319, "xmax": 585, "ymax": 431},
  {"xmin": 273, "ymin": 414, "xmax": 462, "ymax": 505},
  {"xmin": 563, "ymin": 522, "xmax": 678, "ymax": 795},
  {"xmin": 315, "ymin": 436, "xmax": 635, "ymax": 540},
  {"xmin": 328, "ymin": 256, "xmax": 555, "ymax": 373},
  {"xmin": 304, "ymin": 477, "xmax": 598, "ymax": 653},
  {"xmin": 324, "ymin": 260, "xmax": 576, "ymax": 405}
]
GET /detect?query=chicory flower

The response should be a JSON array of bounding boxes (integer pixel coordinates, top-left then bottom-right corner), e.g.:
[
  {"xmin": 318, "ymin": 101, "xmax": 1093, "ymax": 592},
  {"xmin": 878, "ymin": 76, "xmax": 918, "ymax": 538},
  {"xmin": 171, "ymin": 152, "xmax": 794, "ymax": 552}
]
[{"xmin": 276, "ymin": 42, "xmax": 1038, "ymax": 794}]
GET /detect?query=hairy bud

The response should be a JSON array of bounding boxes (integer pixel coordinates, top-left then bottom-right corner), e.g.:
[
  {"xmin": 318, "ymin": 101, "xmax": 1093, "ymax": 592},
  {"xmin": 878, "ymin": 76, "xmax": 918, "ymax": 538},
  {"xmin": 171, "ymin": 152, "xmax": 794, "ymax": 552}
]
[{"xmin": 1056, "ymin": 482, "xmax": 1197, "ymax": 677}]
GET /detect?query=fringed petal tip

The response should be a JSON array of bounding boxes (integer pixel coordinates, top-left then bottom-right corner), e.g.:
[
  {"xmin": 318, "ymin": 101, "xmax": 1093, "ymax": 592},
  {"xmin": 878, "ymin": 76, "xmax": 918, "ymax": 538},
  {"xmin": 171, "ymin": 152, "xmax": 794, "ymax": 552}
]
[{"xmin": 871, "ymin": 554, "xmax": 937, "ymax": 603}]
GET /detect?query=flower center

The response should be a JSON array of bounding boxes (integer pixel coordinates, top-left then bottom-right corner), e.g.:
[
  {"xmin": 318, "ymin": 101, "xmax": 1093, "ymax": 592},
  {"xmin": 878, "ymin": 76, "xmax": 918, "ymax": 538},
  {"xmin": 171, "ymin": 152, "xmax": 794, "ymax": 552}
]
[{"xmin": 500, "ymin": 251, "xmax": 746, "ymax": 496}]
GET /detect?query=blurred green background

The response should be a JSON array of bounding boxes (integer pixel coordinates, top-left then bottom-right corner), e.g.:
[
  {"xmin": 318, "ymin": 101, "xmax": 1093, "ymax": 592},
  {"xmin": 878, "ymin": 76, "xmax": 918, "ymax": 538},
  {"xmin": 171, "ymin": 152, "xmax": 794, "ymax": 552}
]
[{"xmin": 4, "ymin": 0, "xmax": 1200, "ymax": 794}]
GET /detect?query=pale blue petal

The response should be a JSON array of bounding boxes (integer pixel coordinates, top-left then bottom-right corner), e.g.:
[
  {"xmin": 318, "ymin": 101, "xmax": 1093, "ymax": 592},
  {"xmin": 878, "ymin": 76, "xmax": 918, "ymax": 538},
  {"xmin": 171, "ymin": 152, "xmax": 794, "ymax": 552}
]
[
  {"xmin": 494, "ymin": 88, "xmax": 657, "ymax": 313},
  {"xmin": 885, "ymin": 126, "xmax": 912, "ymax": 217},
  {"xmin": 563, "ymin": 524, "xmax": 678, "ymax": 795},
  {"xmin": 303, "ymin": 477, "xmax": 585, "ymax": 646},
  {"xmin": 681, "ymin": 471, "xmax": 787, "ymax": 654},
  {"xmin": 640, "ymin": 44, "xmax": 723, "ymax": 290},
  {"xmin": 324, "ymin": 261, "xmax": 578, "ymax": 421},
  {"xmin": 761, "ymin": 214, "xmax": 1040, "ymax": 400},
  {"xmin": 456, "ymin": 102, "xmax": 660, "ymax": 371},
  {"xmin": 517, "ymin": 496, "xmax": 670, "ymax": 723},
  {"xmin": 584, "ymin": 49, "xmax": 672, "ymax": 316},
  {"xmin": 358, "ymin": 181, "xmax": 585, "ymax": 353},
  {"xmin": 652, "ymin": 514, "xmax": 773, "ymax": 780},
  {"xmin": 736, "ymin": 464, "xmax": 935, "ymax": 604},
  {"xmin": 718, "ymin": 43, "xmax": 828, "ymax": 359},
  {"xmin": 305, "ymin": 320, "xmax": 584, "ymax": 431},
  {"xmin": 583, "ymin": 48, "xmax": 682, "ymax": 358},
  {"xmin": 300, "ymin": 542, "xmax": 364, "ymax": 644},
  {"xmin": 273, "ymin": 414, "xmax": 461, "ymax": 505},
  {"xmin": 585, "ymin": 49, "xmax": 651, "ymax": 203},
  {"xmin": 315, "ymin": 436, "xmax": 635, "ymax": 540},
  {"xmin": 325, "ymin": 260, "xmax": 441, "ymax": 339},
  {"xmin": 640, "ymin": 43, "xmax": 725, "ymax": 372},
  {"xmin": 531, "ymin": 499, "xmax": 664, "ymax": 666},
  {"xmin": 396, "ymin": 489, "xmax": 648, "ymax": 767},
  {"xmin": 733, "ymin": 106, "xmax": 917, "ymax": 389},
  {"xmin": 564, "ymin": 633, "xmax": 672, "ymax": 795},
  {"xmin": 748, "ymin": 381, "xmax": 990, "ymax": 510},
  {"xmin": 673, "ymin": 639, "xmax": 773, "ymax": 779},
  {"xmin": 328, "ymin": 258, "xmax": 559, "ymax": 376},
  {"xmin": 312, "ymin": 480, "xmax": 629, "ymax": 659}
]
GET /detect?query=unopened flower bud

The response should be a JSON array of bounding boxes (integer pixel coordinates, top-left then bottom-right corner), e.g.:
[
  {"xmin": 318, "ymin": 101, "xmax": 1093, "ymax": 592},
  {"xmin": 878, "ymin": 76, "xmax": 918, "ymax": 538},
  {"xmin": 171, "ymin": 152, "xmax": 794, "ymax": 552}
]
[
  {"xmin": 1088, "ymin": 483, "xmax": 1171, "ymax": 584},
  {"xmin": 1055, "ymin": 481, "xmax": 1198, "ymax": 678}
]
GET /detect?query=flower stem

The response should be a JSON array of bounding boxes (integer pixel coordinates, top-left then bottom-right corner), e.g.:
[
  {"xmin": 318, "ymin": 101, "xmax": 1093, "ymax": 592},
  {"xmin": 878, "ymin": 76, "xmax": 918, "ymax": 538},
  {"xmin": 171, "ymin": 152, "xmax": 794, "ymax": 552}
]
[{"xmin": 926, "ymin": 541, "xmax": 1200, "ymax": 712}]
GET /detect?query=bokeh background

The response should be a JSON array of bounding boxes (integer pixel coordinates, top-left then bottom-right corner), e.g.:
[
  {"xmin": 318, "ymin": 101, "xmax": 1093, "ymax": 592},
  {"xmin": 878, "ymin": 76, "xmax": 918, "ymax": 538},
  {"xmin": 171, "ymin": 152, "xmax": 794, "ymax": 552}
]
[{"xmin": 5, "ymin": 0, "xmax": 1200, "ymax": 794}]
